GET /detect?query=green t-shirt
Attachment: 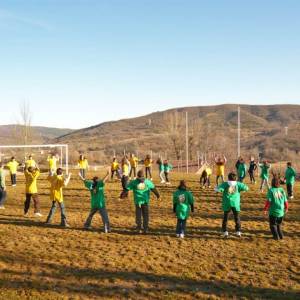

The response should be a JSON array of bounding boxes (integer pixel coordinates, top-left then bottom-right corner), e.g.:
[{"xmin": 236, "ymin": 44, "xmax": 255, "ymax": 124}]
[
  {"xmin": 159, "ymin": 163, "xmax": 164, "ymax": 172},
  {"xmin": 267, "ymin": 187, "xmax": 287, "ymax": 217},
  {"xmin": 237, "ymin": 163, "xmax": 247, "ymax": 178},
  {"xmin": 260, "ymin": 164, "xmax": 271, "ymax": 180},
  {"xmin": 127, "ymin": 178, "xmax": 155, "ymax": 206},
  {"xmin": 164, "ymin": 164, "xmax": 173, "ymax": 173},
  {"xmin": 84, "ymin": 180, "xmax": 106, "ymax": 209},
  {"xmin": 173, "ymin": 189, "xmax": 194, "ymax": 220},
  {"xmin": 285, "ymin": 167, "xmax": 296, "ymax": 185},
  {"xmin": 216, "ymin": 181, "xmax": 249, "ymax": 212}
]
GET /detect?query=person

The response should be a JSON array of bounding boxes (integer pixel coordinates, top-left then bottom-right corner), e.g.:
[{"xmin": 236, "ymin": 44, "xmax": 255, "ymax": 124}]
[
  {"xmin": 79, "ymin": 170, "xmax": 111, "ymax": 232},
  {"xmin": 248, "ymin": 157, "xmax": 257, "ymax": 184},
  {"xmin": 129, "ymin": 153, "xmax": 139, "ymax": 179},
  {"xmin": 111, "ymin": 157, "xmax": 120, "ymax": 180},
  {"xmin": 156, "ymin": 158, "xmax": 165, "ymax": 183},
  {"xmin": 163, "ymin": 160, "xmax": 173, "ymax": 185},
  {"xmin": 24, "ymin": 166, "xmax": 42, "ymax": 217},
  {"xmin": 78, "ymin": 155, "xmax": 88, "ymax": 178},
  {"xmin": 259, "ymin": 160, "xmax": 271, "ymax": 192},
  {"xmin": 173, "ymin": 180, "xmax": 194, "ymax": 238},
  {"xmin": 121, "ymin": 156, "xmax": 130, "ymax": 192},
  {"xmin": 285, "ymin": 162, "xmax": 297, "ymax": 199},
  {"xmin": 25, "ymin": 155, "xmax": 37, "ymax": 169},
  {"xmin": 235, "ymin": 157, "xmax": 242, "ymax": 173},
  {"xmin": 264, "ymin": 175, "xmax": 288, "ymax": 240},
  {"xmin": 237, "ymin": 158, "xmax": 247, "ymax": 182},
  {"xmin": 45, "ymin": 168, "xmax": 72, "ymax": 227},
  {"xmin": 200, "ymin": 165, "xmax": 212, "ymax": 188},
  {"xmin": 47, "ymin": 154, "xmax": 59, "ymax": 174},
  {"xmin": 0, "ymin": 163, "xmax": 6, "ymax": 209},
  {"xmin": 215, "ymin": 172, "xmax": 249, "ymax": 237},
  {"xmin": 120, "ymin": 170, "xmax": 160, "ymax": 233},
  {"xmin": 144, "ymin": 154, "xmax": 153, "ymax": 180},
  {"xmin": 215, "ymin": 155, "xmax": 227, "ymax": 185},
  {"xmin": 6, "ymin": 157, "xmax": 19, "ymax": 186}
]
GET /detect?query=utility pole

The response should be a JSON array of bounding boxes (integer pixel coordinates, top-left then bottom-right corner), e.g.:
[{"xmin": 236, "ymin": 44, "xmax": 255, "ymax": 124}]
[
  {"xmin": 186, "ymin": 111, "xmax": 189, "ymax": 174},
  {"xmin": 237, "ymin": 106, "xmax": 241, "ymax": 158}
]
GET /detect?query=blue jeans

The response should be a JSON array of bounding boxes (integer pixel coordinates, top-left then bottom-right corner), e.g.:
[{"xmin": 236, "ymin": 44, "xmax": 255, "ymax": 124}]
[
  {"xmin": 46, "ymin": 201, "xmax": 67, "ymax": 225},
  {"xmin": 176, "ymin": 219, "xmax": 187, "ymax": 235},
  {"xmin": 0, "ymin": 188, "xmax": 6, "ymax": 206},
  {"xmin": 84, "ymin": 208, "xmax": 110, "ymax": 231}
]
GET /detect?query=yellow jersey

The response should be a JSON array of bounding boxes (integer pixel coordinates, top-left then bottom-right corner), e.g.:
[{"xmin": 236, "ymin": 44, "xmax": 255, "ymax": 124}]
[
  {"xmin": 111, "ymin": 161, "xmax": 119, "ymax": 171},
  {"xmin": 144, "ymin": 158, "xmax": 152, "ymax": 167},
  {"xmin": 24, "ymin": 170, "xmax": 40, "ymax": 194},
  {"xmin": 48, "ymin": 174, "xmax": 65, "ymax": 203},
  {"xmin": 78, "ymin": 159, "xmax": 88, "ymax": 169},
  {"xmin": 6, "ymin": 160, "xmax": 19, "ymax": 174},
  {"xmin": 216, "ymin": 163, "xmax": 225, "ymax": 176},
  {"xmin": 48, "ymin": 157, "xmax": 58, "ymax": 170},
  {"xmin": 130, "ymin": 156, "xmax": 138, "ymax": 168},
  {"xmin": 206, "ymin": 167, "xmax": 212, "ymax": 176},
  {"xmin": 122, "ymin": 164, "xmax": 130, "ymax": 176},
  {"xmin": 26, "ymin": 159, "xmax": 36, "ymax": 168}
]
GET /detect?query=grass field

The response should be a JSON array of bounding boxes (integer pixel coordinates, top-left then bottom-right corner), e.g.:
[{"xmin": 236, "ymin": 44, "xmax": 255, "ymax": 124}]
[{"xmin": 0, "ymin": 170, "xmax": 299, "ymax": 300}]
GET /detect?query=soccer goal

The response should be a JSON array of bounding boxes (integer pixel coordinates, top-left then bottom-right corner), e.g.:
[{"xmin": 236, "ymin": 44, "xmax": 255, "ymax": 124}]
[{"xmin": 0, "ymin": 144, "xmax": 69, "ymax": 174}]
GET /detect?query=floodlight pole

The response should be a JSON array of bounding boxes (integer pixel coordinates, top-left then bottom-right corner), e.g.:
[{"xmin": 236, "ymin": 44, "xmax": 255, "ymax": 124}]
[
  {"xmin": 186, "ymin": 111, "xmax": 189, "ymax": 174},
  {"xmin": 237, "ymin": 106, "xmax": 241, "ymax": 158}
]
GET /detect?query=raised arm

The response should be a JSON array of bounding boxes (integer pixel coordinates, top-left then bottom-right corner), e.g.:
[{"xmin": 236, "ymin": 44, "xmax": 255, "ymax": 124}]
[{"xmin": 102, "ymin": 170, "xmax": 110, "ymax": 183}]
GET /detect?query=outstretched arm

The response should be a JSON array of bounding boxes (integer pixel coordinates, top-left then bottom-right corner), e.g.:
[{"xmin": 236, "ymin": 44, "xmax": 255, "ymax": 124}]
[
  {"xmin": 151, "ymin": 187, "xmax": 160, "ymax": 199},
  {"xmin": 64, "ymin": 173, "xmax": 72, "ymax": 186},
  {"xmin": 102, "ymin": 170, "xmax": 110, "ymax": 183}
]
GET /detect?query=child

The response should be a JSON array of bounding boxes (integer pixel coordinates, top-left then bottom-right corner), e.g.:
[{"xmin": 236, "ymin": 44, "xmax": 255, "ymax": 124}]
[
  {"xmin": 264, "ymin": 175, "xmax": 288, "ymax": 240},
  {"xmin": 215, "ymin": 155, "xmax": 227, "ymax": 185},
  {"xmin": 6, "ymin": 157, "xmax": 19, "ymax": 186},
  {"xmin": 120, "ymin": 170, "xmax": 160, "ymax": 233},
  {"xmin": 156, "ymin": 158, "xmax": 165, "ymax": 183},
  {"xmin": 248, "ymin": 157, "xmax": 257, "ymax": 184},
  {"xmin": 163, "ymin": 160, "xmax": 173, "ymax": 185},
  {"xmin": 121, "ymin": 156, "xmax": 130, "ymax": 192},
  {"xmin": 237, "ymin": 158, "xmax": 247, "ymax": 182},
  {"xmin": 25, "ymin": 155, "xmax": 37, "ymax": 169},
  {"xmin": 24, "ymin": 166, "xmax": 42, "ymax": 217},
  {"xmin": 111, "ymin": 157, "xmax": 120, "ymax": 180},
  {"xmin": 45, "ymin": 168, "xmax": 72, "ymax": 227},
  {"xmin": 79, "ymin": 170, "xmax": 110, "ymax": 232},
  {"xmin": 129, "ymin": 153, "xmax": 139, "ymax": 179},
  {"xmin": 285, "ymin": 162, "xmax": 296, "ymax": 199},
  {"xmin": 259, "ymin": 160, "xmax": 271, "ymax": 192},
  {"xmin": 215, "ymin": 172, "xmax": 249, "ymax": 237},
  {"xmin": 47, "ymin": 154, "xmax": 59, "ymax": 174},
  {"xmin": 78, "ymin": 155, "xmax": 88, "ymax": 178},
  {"xmin": 0, "ymin": 163, "xmax": 6, "ymax": 209},
  {"xmin": 173, "ymin": 180, "xmax": 194, "ymax": 238},
  {"xmin": 200, "ymin": 165, "xmax": 212, "ymax": 188},
  {"xmin": 144, "ymin": 154, "xmax": 153, "ymax": 180}
]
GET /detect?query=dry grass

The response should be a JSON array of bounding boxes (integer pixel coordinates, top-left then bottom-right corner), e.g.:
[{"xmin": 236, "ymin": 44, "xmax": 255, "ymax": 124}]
[{"xmin": 0, "ymin": 170, "xmax": 299, "ymax": 299}]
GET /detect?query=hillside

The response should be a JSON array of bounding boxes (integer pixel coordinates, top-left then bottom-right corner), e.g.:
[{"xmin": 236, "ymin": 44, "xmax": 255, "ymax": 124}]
[{"xmin": 53, "ymin": 104, "xmax": 300, "ymax": 163}]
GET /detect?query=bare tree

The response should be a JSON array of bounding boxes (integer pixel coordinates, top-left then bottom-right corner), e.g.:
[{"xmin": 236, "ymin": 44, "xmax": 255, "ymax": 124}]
[{"xmin": 19, "ymin": 100, "xmax": 32, "ymax": 146}]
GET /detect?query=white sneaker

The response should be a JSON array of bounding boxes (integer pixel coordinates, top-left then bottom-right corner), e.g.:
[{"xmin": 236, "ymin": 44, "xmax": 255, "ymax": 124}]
[
  {"xmin": 235, "ymin": 231, "xmax": 242, "ymax": 237},
  {"xmin": 290, "ymin": 196, "xmax": 294, "ymax": 199},
  {"xmin": 176, "ymin": 234, "xmax": 180, "ymax": 237},
  {"xmin": 150, "ymin": 178, "xmax": 153, "ymax": 181},
  {"xmin": 166, "ymin": 182, "xmax": 171, "ymax": 185},
  {"xmin": 34, "ymin": 212, "xmax": 43, "ymax": 217},
  {"xmin": 179, "ymin": 233, "xmax": 185, "ymax": 239},
  {"xmin": 12, "ymin": 184, "xmax": 16, "ymax": 187},
  {"xmin": 160, "ymin": 180, "xmax": 166, "ymax": 184},
  {"xmin": 0, "ymin": 206, "xmax": 5, "ymax": 210},
  {"xmin": 222, "ymin": 231, "xmax": 229, "ymax": 238},
  {"xmin": 24, "ymin": 213, "xmax": 29, "ymax": 217}
]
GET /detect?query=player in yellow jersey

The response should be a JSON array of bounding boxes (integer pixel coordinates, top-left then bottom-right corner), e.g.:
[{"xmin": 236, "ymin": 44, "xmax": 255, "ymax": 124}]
[
  {"xmin": 111, "ymin": 157, "xmax": 120, "ymax": 180},
  {"xmin": 47, "ymin": 154, "xmax": 59, "ymax": 174},
  {"xmin": 6, "ymin": 156, "xmax": 20, "ymax": 186},
  {"xmin": 121, "ymin": 156, "xmax": 130, "ymax": 192},
  {"xmin": 214, "ymin": 154, "xmax": 227, "ymax": 185},
  {"xmin": 25, "ymin": 155, "xmax": 37, "ymax": 169},
  {"xmin": 144, "ymin": 154, "xmax": 153, "ymax": 180},
  {"xmin": 78, "ymin": 155, "xmax": 88, "ymax": 178},
  {"xmin": 129, "ymin": 153, "xmax": 139, "ymax": 179}
]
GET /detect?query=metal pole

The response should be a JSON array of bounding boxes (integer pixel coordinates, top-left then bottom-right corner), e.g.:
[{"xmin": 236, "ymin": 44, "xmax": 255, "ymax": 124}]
[
  {"xmin": 238, "ymin": 106, "xmax": 241, "ymax": 158},
  {"xmin": 65, "ymin": 145, "xmax": 69, "ymax": 174},
  {"xmin": 186, "ymin": 111, "xmax": 189, "ymax": 174},
  {"xmin": 60, "ymin": 146, "xmax": 63, "ymax": 168}
]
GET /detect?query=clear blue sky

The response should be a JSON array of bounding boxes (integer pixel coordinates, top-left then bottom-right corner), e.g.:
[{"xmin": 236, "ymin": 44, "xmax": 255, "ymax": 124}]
[{"xmin": 0, "ymin": 0, "xmax": 299, "ymax": 129}]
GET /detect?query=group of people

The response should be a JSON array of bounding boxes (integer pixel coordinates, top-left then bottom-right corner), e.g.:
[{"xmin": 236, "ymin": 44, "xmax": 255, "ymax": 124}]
[{"xmin": 0, "ymin": 152, "xmax": 297, "ymax": 240}]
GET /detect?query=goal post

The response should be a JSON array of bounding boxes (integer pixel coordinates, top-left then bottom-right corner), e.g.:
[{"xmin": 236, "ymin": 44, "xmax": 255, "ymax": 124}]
[{"xmin": 0, "ymin": 144, "xmax": 69, "ymax": 174}]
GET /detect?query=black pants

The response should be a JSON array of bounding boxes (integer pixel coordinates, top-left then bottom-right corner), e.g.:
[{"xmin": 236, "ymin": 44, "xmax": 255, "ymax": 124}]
[
  {"xmin": 269, "ymin": 215, "xmax": 284, "ymax": 240},
  {"xmin": 164, "ymin": 172, "xmax": 169, "ymax": 183},
  {"xmin": 111, "ymin": 170, "xmax": 120, "ymax": 180},
  {"xmin": 145, "ymin": 167, "xmax": 152, "ymax": 179},
  {"xmin": 286, "ymin": 183, "xmax": 293, "ymax": 198},
  {"xmin": 249, "ymin": 171, "xmax": 255, "ymax": 183},
  {"xmin": 0, "ymin": 188, "xmax": 7, "ymax": 206},
  {"xmin": 121, "ymin": 176, "xmax": 129, "ymax": 190},
  {"xmin": 222, "ymin": 207, "xmax": 241, "ymax": 232},
  {"xmin": 11, "ymin": 174, "xmax": 17, "ymax": 185},
  {"xmin": 129, "ymin": 167, "xmax": 136, "ymax": 178},
  {"xmin": 216, "ymin": 175, "xmax": 224, "ymax": 185},
  {"xmin": 24, "ymin": 193, "xmax": 40, "ymax": 214},
  {"xmin": 79, "ymin": 169, "xmax": 86, "ymax": 179},
  {"xmin": 176, "ymin": 219, "xmax": 187, "ymax": 235},
  {"xmin": 238, "ymin": 176, "xmax": 245, "ymax": 182},
  {"xmin": 200, "ymin": 175, "xmax": 211, "ymax": 187},
  {"xmin": 135, "ymin": 204, "xmax": 149, "ymax": 231}
]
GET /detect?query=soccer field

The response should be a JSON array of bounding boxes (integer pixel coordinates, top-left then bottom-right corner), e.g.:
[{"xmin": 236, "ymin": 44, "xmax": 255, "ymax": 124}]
[{"xmin": 0, "ymin": 171, "xmax": 299, "ymax": 299}]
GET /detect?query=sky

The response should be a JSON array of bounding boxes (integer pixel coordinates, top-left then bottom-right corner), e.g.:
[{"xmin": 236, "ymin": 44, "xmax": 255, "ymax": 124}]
[{"xmin": 0, "ymin": 0, "xmax": 300, "ymax": 129}]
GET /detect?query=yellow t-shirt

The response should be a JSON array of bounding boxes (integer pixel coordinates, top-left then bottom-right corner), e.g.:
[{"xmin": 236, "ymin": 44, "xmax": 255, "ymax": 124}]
[
  {"xmin": 144, "ymin": 158, "xmax": 152, "ymax": 167},
  {"xmin": 78, "ymin": 159, "xmax": 88, "ymax": 169},
  {"xmin": 48, "ymin": 174, "xmax": 65, "ymax": 202},
  {"xmin": 6, "ymin": 161, "xmax": 19, "ymax": 174},
  {"xmin": 130, "ymin": 157, "xmax": 138, "ymax": 168},
  {"xmin": 48, "ymin": 157, "xmax": 58, "ymax": 170},
  {"xmin": 26, "ymin": 159, "xmax": 36, "ymax": 168},
  {"xmin": 216, "ymin": 163, "xmax": 225, "ymax": 176},
  {"xmin": 122, "ymin": 164, "xmax": 130, "ymax": 176},
  {"xmin": 206, "ymin": 167, "xmax": 212, "ymax": 176},
  {"xmin": 111, "ymin": 161, "xmax": 119, "ymax": 171},
  {"xmin": 25, "ymin": 170, "xmax": 40, "ymax": 194}
]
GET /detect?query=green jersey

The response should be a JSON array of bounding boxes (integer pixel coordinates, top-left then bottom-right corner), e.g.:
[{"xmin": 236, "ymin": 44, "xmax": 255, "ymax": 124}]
[
  {"xmin": 173, "ymin": 189, "xmax": 194, "ymax": 220},
  {"xmin": 260, "ymin": 164, "xmax": 271, "ymax": 180},
  {"xmin": 127, "ymin": 178, "xmax": 155, "ymax": 206},
  {"xmin": 285, "ymin": 167, "xmax": 296, "ymax": 185},
  {"xmin": 267, "ymin": 187, "xmax": 287, "ymax": 217},
  {"xmin": 216, "ymin": 181, "xmax": 249, "ymax": 212},
  {"xmin": 237, "ymin": 163, "xmax": 247, "ymax": 178},
  {"xmin": 84, "ymin": 180, "xmax": 106, "ymax": 209},
  {"xmin": 164, "ymin": 164, "xmax": 173, "ymax": 173}
]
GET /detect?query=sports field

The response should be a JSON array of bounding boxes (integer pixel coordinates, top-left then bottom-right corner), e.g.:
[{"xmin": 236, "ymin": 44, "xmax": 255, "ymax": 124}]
[{"xmin": 0, "ymin": 171, "xmax": 299, "ymax": 299}]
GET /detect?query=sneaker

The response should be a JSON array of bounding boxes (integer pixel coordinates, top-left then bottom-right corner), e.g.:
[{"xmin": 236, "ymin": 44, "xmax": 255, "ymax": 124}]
[
  {"xmin": 179, "ymin": 233, "xmax": 185, "ymax": 238},
  {"xmin": 12, "ymin": 184, "xmax": 16, "ymax": 187},
  {"xmin": 34, "ymin": 212, "xmax": 43, "ymax": 217},
  {"xmin": 222, "ymin": 231, "xmax": 229, "ymax": 238},
  {"xmin": 84, "ymin": 226, "xmax": 92, "ymax": 230},
  {"xmin": 150, "ymin": 178, "xmax": 153, "ymax": 181},
  {"xmin": 176, "ymin": 234, "xmax": 180, "ymax": 237},
  {"xmin": 62, "ymin": 223, "xmax": 70, "ymax": 228},
  {"xmin": 290, "ymin": 196, "xmax": 294, "ymax": 199},
  {"xmin": 235, "ymin": 231, "xmax": 242, "ymax": 237},
  {"xmin": 160, "ymin": 180, "xmax": 166, "ymax": 184},
  {"xmin": 0, "ymin": 206, "xmax": 5, "ymax": 210},
  {"xmin": 24, "ymin": 212, "xmax": 29, "ymax": 217}
]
